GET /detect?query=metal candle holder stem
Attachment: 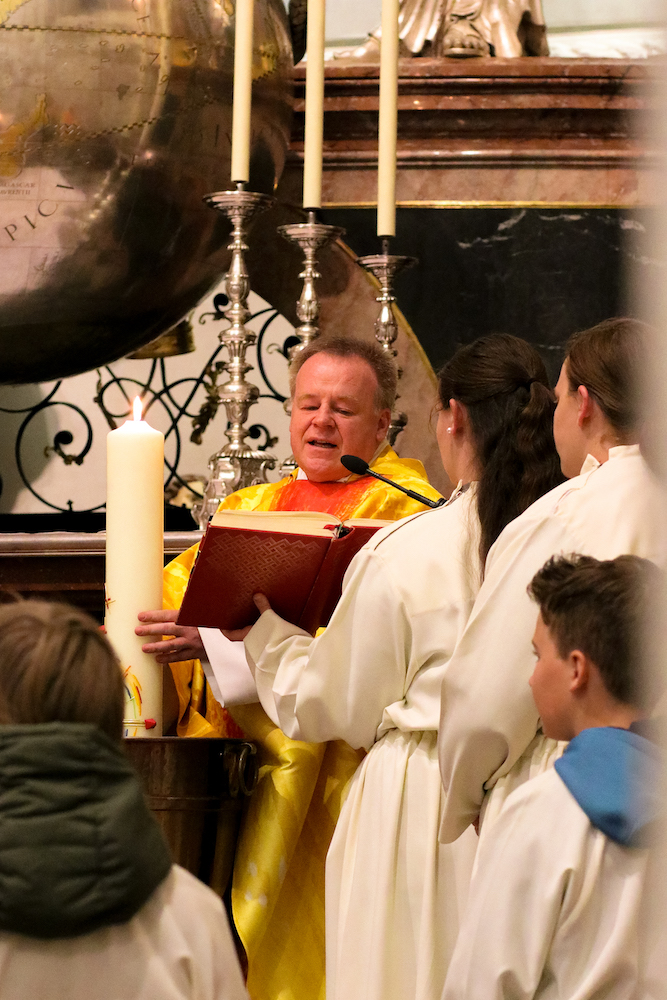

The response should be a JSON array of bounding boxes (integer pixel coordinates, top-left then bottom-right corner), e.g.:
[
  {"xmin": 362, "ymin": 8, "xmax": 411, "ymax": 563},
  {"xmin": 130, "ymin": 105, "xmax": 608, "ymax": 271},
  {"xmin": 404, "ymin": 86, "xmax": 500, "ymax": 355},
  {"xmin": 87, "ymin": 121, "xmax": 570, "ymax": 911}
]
[
  {"xmin": 274, "ymin": 211, "xmax": 344, "ymax": 479},
  {"xmin": 277, "ymin": 211, "xmax": 344, "ymax": 356},
  {"xmin": 358, "ymin": 239, "xmax": 417, "ymax": 446},
  {"xmin": 194, "ymin": 185, "xmax": 277, "ymax": 527}
]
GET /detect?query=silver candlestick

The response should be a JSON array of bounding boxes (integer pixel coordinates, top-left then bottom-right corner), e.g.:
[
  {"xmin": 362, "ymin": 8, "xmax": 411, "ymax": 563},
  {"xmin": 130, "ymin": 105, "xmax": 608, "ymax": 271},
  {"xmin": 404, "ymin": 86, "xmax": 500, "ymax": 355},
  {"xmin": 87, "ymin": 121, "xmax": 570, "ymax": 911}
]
[
  {"xmin": 193, "ymin": 185, "xmax": 277, "ymax": 528},
  {"xmin": 358, "ymin": 240, "xmax": 417, "ymax": 446},
  {"xmin": 277, "ymin": 211, "xmax": 345, "ymax": 356},
  {"xmin": 275, "ymin": 211, "xmax": 345, "ymax": 478}
]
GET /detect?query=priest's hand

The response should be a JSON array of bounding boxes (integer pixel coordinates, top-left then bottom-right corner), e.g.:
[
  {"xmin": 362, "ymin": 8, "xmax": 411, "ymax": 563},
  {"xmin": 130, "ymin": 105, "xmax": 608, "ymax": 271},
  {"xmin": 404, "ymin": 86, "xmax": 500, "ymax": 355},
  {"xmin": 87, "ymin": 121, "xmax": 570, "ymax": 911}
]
[
  {"xmin": 135, "ymin": 609, "xmax": 206, "ymax": 664},
  {"xmin": 221, "ymin": 594, "xmax": 272, "ymax": 642}
]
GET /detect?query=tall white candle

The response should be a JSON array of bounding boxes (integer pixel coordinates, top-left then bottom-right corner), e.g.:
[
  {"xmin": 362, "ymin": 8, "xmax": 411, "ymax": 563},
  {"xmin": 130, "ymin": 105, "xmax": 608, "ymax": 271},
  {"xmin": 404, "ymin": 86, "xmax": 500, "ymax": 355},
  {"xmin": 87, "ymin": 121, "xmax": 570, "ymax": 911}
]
[
  {"xmin": 303, "ymin": 0, "xmax": 326, "ymax": 209},
  {"xmin": 231, "ymin": 0, "xmax": 255, "ymax": 184},
  {"xmin": 105, "ymin": 397, "xmax": 164, "ymax": 738},
  {"xmin": 377, "ymin": 0, "xmax": 399, "ymax": 238}
]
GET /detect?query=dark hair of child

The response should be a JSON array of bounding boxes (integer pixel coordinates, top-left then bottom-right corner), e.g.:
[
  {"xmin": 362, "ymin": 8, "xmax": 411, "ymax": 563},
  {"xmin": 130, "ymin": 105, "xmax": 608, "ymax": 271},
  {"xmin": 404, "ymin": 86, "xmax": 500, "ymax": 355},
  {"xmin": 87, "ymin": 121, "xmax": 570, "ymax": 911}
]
[{"xmin": 528, "ymin": 553, "xmax": 661, "ymax": 710}]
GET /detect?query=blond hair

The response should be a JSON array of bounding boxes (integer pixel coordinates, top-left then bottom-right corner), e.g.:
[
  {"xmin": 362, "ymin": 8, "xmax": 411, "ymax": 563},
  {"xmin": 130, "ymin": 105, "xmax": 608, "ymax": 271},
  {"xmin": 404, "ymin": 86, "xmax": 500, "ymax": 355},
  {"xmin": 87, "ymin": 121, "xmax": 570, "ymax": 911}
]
[
  {"xmin": 289, "ymin": 336, "xmax": 397, "ymax": 411},
  {"xmin": 0, "ymin": 601, "xmax": 124, "ymax": 742}
]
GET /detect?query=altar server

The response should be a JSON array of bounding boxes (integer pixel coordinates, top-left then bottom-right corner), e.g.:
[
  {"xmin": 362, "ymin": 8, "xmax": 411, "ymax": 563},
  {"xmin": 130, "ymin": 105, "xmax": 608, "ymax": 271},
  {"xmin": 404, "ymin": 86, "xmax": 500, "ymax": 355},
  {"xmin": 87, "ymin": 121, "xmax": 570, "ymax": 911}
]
[
  {"xmin": 238, "ymin": 335, "xmax": 562, "ymax": 1000},
  {"xmin": 438, "ymin": 318, "xmax": 666, "ymax": 844},
  {"xmin": 0, "ymin": 600, "xmax": 247, "ymax": 1000},
  {"xmin": 443, "ymin": 553, "xmax": 662, "ymax": 1000}
]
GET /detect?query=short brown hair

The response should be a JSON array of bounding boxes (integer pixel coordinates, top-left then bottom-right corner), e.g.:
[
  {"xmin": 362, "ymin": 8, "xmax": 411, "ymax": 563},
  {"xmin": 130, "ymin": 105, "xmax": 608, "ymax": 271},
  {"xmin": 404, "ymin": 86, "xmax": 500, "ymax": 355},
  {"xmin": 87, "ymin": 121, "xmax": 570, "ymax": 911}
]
[
  {"xmin": 0, "ymin": 601, "xmax": 124, "ymax": 742},
  {"xmin": 528, "ymin": 554, "xmax": 662, "ymax": 709},
  {"xmin": 565, "ymin": 318, "xmax": 649, "ymax": 437},
  {"xmin": 289, "ymin": 336, "xmax": 397, "ymax": 411}
]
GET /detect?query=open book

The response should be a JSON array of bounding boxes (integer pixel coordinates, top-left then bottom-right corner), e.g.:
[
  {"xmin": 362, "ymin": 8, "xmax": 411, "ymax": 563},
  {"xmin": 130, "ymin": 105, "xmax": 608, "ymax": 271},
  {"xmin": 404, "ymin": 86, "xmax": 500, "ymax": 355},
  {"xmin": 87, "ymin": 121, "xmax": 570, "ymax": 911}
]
[{"xmin": 177, "ymin": 508, "xmax": 392, "ymax": 635}]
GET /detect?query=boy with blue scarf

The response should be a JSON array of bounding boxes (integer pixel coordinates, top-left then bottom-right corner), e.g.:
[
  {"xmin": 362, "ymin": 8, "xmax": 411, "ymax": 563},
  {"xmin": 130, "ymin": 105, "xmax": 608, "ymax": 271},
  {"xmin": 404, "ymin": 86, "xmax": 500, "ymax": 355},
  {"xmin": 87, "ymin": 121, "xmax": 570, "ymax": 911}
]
[{"xmin": 443, "ymin": 553, "xmax": 663, "ymax": 1000}]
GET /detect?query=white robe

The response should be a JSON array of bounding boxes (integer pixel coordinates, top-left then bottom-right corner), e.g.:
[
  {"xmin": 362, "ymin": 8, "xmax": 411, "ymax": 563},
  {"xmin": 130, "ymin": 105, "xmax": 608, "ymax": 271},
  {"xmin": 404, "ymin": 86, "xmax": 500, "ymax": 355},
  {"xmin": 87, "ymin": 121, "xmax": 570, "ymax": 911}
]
[
  {"xmin": 244, "ymin": 487, "xmax": 481, "ymax": 1000},
  {"xmin": 438, "ymin": 445, "xmax": 666, "ymax": 844},
  {"xmin": 0, "ymin": 865, "xmax": 249, "ymax": 1000},
  {"xmin": 442, "ymin": 769, "xmax": 647, "ymax": 1000}
]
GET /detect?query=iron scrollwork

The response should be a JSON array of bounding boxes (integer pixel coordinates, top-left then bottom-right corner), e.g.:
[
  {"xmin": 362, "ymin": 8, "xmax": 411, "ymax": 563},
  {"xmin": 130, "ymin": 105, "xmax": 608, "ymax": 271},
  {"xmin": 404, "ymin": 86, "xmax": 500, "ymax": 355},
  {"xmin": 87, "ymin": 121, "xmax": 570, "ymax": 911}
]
[
  {"xmin": 0, "ymin": 300, "xmax": 292, "ymax": 514},
  {"xmin": 0, "ymin": 385, "xmax": 103, "ymax": 513}
]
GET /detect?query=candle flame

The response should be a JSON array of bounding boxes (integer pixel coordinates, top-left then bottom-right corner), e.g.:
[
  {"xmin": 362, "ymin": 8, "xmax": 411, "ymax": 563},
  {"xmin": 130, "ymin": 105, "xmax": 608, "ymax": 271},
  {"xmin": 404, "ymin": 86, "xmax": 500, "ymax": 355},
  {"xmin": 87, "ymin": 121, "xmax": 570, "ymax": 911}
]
[{"xmin": 133, "ymin": 396, "xmax": 143, "ymax": 422}]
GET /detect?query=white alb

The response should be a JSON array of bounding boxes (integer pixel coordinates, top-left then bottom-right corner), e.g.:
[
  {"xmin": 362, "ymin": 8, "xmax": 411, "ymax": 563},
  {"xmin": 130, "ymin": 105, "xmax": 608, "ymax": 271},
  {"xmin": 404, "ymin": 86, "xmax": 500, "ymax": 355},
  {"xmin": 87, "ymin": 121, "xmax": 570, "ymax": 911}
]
[{"xmin": 245, "ymin": 486, "xmax": 481, "ymax": 1000}]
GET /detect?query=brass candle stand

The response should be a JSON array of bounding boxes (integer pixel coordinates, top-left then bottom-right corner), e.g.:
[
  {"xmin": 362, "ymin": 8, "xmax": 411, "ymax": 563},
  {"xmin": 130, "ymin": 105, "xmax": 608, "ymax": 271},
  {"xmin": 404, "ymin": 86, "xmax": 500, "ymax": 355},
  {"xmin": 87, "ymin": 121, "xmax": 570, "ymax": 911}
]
[
  {"xmin": 277, "ymin": 211, "xmax": 345, "ymax": 356},
  {"xmin": 193, "ymin": 185, "xmax": 277, "ymax": 528},
  {"xmin": 358, "ymin": 239, "xmax": 417, "ymax": 446}
]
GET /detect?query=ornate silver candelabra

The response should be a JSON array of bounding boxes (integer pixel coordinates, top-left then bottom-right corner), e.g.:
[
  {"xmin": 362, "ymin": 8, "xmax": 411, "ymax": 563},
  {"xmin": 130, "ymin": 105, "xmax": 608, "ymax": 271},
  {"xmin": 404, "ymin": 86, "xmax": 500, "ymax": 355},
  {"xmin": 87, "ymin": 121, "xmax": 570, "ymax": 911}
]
[
  {"xmin": 275, "ymin": 211, "xmax": 344, "ymax": 478},
  {"xmin": 358, "ymin": 239, "xmax": 417, "ymax": 446},
  {"xmin": 193, "ymin": 185, "xmax": 277, "ymax": 527},
  {"xmin": 277, "ymin": 211, "xmax": 345, "ymax": 356}
]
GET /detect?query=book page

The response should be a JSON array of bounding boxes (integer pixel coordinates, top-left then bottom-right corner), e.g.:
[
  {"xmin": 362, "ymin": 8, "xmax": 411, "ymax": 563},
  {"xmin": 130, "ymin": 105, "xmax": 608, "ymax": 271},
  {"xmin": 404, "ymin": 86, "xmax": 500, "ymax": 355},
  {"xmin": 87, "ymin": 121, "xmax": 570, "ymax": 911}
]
[
  {"xmin": 210, "ymin": 508, "xmax": 340, "ymax": 537},
  {"xmin": 343, "ymin": 518, "xmax": 394, "ymax": 529}
]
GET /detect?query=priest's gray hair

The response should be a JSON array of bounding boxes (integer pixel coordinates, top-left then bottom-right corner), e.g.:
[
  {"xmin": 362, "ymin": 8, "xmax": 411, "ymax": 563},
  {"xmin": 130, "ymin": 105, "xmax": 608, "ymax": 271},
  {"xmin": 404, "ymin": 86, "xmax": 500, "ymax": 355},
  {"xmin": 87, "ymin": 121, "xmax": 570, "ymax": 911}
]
[{"xmin": 289, "ymin": 336, "xmax": 397, "ymax": 412}]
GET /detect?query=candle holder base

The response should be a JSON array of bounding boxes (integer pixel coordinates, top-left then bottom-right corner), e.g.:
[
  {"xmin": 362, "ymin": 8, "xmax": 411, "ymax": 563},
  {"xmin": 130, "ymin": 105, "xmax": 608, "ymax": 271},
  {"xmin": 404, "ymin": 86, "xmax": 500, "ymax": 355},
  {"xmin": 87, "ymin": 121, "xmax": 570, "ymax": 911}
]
[
  {"xmin": 193, "ymin": 448, "xmax": 277, "ymax": 528},
  {"xmin": 278, "ymin": 219, "xmax": 345, "ymax": 356},
  {"xmin": 358, "ymin": 252, "xmax": 417, "ymax": 447}
]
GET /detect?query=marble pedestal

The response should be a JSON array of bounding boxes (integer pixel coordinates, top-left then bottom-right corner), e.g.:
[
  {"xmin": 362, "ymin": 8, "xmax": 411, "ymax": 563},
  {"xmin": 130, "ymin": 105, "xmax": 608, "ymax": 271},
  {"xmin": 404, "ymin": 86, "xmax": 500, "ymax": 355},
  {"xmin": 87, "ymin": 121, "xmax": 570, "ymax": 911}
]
[{"xmin": 284, "ymin": 57, "xmax": 656, "ymax": 209}]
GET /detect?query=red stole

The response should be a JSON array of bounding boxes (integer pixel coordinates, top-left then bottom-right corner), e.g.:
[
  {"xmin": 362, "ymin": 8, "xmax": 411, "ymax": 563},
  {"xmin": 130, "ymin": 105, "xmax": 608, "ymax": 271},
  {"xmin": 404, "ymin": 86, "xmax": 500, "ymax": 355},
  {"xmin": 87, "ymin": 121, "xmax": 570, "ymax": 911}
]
[{"xmin": 271, "ymin": 477, "xmax": 376, "ymax": 521}]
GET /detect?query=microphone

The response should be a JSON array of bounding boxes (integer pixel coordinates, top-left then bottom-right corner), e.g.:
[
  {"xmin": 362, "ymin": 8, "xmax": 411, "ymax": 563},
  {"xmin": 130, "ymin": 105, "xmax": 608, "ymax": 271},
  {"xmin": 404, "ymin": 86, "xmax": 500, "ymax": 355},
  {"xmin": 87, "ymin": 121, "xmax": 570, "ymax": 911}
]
[{"xmin": 341, "ymin": 455, "xmax": 446, "ymax": 509}]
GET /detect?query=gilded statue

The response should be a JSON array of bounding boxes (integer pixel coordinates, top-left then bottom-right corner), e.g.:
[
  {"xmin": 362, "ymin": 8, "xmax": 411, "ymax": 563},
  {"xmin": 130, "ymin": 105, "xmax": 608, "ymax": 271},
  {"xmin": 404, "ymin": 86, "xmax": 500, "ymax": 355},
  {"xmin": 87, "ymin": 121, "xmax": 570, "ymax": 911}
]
[{"xmin": 336, "ymin": 0, "xmax": 549, "ymax": 60}]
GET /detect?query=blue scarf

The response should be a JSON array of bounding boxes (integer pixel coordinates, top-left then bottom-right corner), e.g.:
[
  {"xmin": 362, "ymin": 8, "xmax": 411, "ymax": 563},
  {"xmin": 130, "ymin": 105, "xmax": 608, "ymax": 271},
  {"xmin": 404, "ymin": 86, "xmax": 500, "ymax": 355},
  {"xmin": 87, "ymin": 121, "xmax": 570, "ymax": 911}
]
[{"xmin": 554, "ymin": 725, "xmax": 662, "ymax": 847}]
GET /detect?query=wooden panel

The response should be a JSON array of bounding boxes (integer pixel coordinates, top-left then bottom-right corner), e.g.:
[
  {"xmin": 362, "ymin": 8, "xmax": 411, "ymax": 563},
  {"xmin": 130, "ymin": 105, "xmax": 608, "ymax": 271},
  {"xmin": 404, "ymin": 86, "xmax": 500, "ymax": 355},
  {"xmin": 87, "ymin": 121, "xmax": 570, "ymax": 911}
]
[
  {"xmin": 0, "ymin": 531, "xmax": 202, "ymax": 734},
  {"xmin": 0, "ymin": 530, "xmax": 201, "ymax": 618}
]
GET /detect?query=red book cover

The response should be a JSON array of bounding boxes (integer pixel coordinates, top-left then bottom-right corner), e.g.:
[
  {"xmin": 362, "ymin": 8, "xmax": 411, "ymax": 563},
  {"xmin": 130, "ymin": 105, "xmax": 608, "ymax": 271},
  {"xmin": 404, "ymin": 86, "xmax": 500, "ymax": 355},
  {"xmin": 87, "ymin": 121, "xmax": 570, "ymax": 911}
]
[
  {"xmin": 299, "ymin": 524, "xmax": 380, "ymax": 633},
  {"xmin": 177, "ymin": 513, "xmax": 387, "ymax": 634}
]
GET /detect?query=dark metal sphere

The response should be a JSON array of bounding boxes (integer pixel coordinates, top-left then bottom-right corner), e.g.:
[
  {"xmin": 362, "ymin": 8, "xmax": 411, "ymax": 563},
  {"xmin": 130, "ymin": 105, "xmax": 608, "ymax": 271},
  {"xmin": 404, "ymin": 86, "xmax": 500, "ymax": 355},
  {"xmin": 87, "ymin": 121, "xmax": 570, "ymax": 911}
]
[{"xmin": 0, "ymin": 0, "xmax": 293, "ymax": 384}]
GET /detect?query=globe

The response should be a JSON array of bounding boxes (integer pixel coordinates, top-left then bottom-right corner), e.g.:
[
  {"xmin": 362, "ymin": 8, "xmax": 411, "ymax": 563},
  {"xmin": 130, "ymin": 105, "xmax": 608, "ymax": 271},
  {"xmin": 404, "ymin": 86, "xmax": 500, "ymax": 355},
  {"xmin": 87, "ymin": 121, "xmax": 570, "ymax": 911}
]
[{"xmin": 0, "ymin": 0, "xmax": 293, "ymax": 383}]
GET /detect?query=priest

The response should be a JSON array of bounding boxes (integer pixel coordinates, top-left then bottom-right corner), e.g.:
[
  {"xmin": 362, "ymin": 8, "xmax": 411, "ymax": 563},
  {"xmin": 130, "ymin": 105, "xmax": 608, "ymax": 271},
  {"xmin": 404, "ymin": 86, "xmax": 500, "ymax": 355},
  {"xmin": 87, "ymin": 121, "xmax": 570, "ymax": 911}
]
[{"xmin": 136, "ymin": 335, "xmax": 442, "ymax": 1000}]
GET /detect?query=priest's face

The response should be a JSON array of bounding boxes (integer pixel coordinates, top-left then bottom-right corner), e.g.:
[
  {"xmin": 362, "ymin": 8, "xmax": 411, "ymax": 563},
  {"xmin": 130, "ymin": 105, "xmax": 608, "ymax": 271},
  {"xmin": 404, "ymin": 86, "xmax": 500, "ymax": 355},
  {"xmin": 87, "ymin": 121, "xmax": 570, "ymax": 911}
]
[
  {"xmin": 553, "ymin": 362, "xmax": 587, "ymax": 479},
  {"xmin": 530, "ymin": 612, "xmax": 576, "ymax": 742},
  {"xmin": 290, "ymin": 353, "xmax": 391, "ymax": 482}
]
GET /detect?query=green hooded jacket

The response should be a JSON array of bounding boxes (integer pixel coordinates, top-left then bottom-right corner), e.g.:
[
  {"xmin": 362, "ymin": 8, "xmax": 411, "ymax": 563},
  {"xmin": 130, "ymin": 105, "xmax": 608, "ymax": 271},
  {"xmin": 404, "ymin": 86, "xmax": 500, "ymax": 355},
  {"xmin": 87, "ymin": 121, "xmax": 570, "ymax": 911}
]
[{"xmin": 0, "ymin": 722, "xmax": 172, "ymax": 939}]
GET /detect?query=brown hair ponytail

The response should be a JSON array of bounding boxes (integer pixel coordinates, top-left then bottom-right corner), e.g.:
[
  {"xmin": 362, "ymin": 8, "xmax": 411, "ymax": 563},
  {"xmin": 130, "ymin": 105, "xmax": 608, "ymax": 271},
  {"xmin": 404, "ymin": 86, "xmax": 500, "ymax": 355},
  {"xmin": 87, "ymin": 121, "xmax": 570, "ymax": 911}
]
[{"xmin": 438, "ymin": 334, "xmax": 563, "ymax": 567}]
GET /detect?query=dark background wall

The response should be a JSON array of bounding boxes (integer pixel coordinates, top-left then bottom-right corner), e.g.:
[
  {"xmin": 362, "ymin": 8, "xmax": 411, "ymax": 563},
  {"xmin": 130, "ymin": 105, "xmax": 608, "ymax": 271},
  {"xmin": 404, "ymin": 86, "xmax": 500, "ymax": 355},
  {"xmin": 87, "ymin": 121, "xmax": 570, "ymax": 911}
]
[{"xmin": 321, "ymin": 207, "xmax": 647, "ymax": 385}]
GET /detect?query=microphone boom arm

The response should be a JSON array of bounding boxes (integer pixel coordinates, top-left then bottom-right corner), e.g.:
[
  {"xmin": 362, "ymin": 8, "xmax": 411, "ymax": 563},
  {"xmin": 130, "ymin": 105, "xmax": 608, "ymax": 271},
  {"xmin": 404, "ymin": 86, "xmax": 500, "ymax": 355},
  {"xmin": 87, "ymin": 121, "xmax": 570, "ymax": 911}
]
[{"xmin": 364, "ymin": 468, "xmax": 445, "ymax": 509}]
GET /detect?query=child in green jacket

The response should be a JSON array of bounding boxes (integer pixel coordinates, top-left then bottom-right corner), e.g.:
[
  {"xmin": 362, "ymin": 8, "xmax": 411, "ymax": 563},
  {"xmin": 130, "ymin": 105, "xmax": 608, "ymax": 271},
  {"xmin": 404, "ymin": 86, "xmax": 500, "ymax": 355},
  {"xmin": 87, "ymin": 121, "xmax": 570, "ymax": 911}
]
[{"xmin": 0, "ymin": 599, "xmax": 247, "ymax": 1000}]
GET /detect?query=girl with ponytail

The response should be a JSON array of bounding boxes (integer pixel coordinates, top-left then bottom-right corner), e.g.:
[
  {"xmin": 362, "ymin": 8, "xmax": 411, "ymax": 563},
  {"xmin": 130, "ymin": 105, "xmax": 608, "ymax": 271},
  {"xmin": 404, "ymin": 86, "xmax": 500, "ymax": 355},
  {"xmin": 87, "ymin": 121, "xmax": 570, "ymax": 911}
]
[
  {"xmin": 436, "ymin": 333, "xmax": 562, "ymax": 569},
  {"xmin": 229, "ymin": 334, "xmax": 562, "ymax": 1000}
]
